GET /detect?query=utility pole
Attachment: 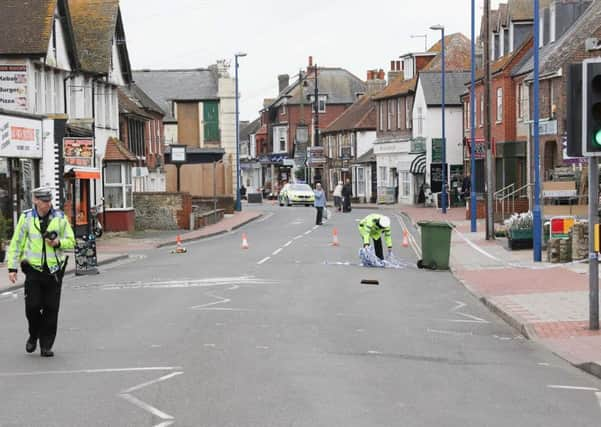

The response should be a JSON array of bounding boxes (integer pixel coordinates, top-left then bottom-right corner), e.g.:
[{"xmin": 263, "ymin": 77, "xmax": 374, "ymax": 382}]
[
  {"xmin": 313, "ymin": 63, "xmax": 320, "ymax": 185},
  {"xmin": 299, "ymin": 69, "xmax": 307, "ymax": 183},
  {"xmin": 484, "ymin": 0, "xmax": 495, "ymax": 240}
]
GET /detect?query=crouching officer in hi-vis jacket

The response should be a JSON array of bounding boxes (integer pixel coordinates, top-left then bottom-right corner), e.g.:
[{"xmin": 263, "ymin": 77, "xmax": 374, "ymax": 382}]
[
  {"xmin": 7, "ymin": 187, "xmax": 75, "ymax": 357},
  {"xmin": 358, "ymin": 213, "xmax": 393, "ymax": 261}
]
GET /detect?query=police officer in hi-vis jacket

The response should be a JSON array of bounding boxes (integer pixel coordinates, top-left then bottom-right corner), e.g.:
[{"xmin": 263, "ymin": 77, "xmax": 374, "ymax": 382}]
[
  {"xmin": 358, "ymin": 213, "xmax": 393, "ymax": 260},
  {"xmin": 7, "ymin": 187, "xmax": 75, "ymax": 357}
]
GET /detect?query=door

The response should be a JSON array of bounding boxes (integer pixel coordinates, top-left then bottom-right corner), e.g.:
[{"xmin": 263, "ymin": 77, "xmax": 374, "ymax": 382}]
[{"xmin": 203, "ymin": 101, "xmax": 220, "ymax": 143}]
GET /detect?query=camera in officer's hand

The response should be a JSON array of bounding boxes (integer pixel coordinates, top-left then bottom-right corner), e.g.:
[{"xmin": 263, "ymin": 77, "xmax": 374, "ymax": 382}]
[{"xmin": 43, "ymin": 230, "xmax": 58, "ymax": 241}]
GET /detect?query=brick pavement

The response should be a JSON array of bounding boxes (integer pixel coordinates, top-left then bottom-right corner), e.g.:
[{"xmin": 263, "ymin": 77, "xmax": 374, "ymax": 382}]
[{"xmin": 401, "ymin": 204, "xmax": 601, "ymax": 380}]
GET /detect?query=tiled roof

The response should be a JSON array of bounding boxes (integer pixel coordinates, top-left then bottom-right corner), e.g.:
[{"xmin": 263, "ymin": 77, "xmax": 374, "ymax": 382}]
[
  {"xmin": 354, "ymin": 148, "xmax": 375, "ymax": 164},
  {"xmin": 270, "ymin": 67, "xmax": 366, "ymax": 108},
  {"xmin": 512, "ymin": 1, "xmax": 601, "ymax": 79},
  {"xmin": 129, "ymin": 84, "xmax": 164, "ymax": 116},
  {"xmin": 372, "ymin": 76, "xmax": 416, "ymax": 100},
  {"xmin": 133, "ymin": 69, "xmax": 219, "ymax": 122},
  {"xmin": 419, "ymin": 71, "xmax": 471, "ymax": 106},
  {"xmin": 118, "ymin": 87, "xmax": 153, "ymax": 119},
  {"xmin": 104, "ymin": 137, "xmax": 136, "ymax": 162},
  {"xmin": 498, "ymin": 3, "xmax": 509, "ymax": 29},
  {"xmin": 474, "ymin": 36, "xmax": 532, "ymax": 80},
  {"xmin": 507, "ymin": 0, "xmax": 552, "ymax": 22},
  {"xmin": 0, "ymin": 0, "xmax": 56, "ymax": 55},
  {"xmin": 322, "ymin": 95, "xmax": 376, "ymax": 133},
  {"xmin": 240, "ymin": 118, "xmax": 261, "ymax": 141},
  {"xmin": 68, "ymin": 0, "xmax": 120, "ymax": 74},
  {"xmin": 422, "ymin": 33, "xmax": 472, "ymax": 72}
]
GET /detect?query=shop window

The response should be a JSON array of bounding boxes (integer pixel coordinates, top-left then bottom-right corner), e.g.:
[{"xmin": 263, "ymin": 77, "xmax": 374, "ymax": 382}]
[
  {"xmin": 104, "ymin": 163, "xmax": 132, "ymax": 209},
  {"xmin": 401, "ymin": 171, "xmax": 411, "ymax": 196}
]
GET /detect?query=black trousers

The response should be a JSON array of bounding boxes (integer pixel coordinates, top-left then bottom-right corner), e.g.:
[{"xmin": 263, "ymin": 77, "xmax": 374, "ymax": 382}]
[
  {"xmin": 342, "ymin": 196, "xmax": 352, "ymax": 212},
  {"xmin": 315, "ymin": 207, "xmax": 323, "ymax": 225},
  {"xmin": 373, "ymin": 237, "xmax": 384, "ymax": 260},
  {"xmin": 23, "ymin": 266, "xmax": 62, "ymax": 350}
]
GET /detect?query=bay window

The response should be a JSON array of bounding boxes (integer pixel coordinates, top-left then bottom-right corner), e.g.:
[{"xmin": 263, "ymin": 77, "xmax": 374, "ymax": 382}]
[{"xmin": 104, "ymin": 162, "xmax": 133, "ymax": 209}]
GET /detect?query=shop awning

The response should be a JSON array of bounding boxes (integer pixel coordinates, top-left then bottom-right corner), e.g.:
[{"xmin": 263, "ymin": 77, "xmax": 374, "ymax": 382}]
[
  {"xmin": 65, "ymin": 167, "xmax": 101, "ymax": 180},
  {"xmin": 409, "ymin": 154, "xmax": 426, "ymax": 175}
]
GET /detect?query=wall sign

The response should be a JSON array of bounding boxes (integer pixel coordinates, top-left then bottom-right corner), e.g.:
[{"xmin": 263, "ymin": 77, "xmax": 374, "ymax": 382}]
[
  {"xmin": 0, "ymin": 65, "xmax": 28, "ymax": 111},
  {"xmin": 0, "ymin": 114, "xmax": 42, "ymax": 158},
  {"xmin": 75, "ymin": 235, "xmax": 98, "ymax": 276},
  {"xmin": 64, "ymin": 138, "xmax": 94, "ymax": 167}
]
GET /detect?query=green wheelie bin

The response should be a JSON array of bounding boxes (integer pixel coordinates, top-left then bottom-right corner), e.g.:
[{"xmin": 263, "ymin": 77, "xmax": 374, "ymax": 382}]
[{"xmin": 417, "ymin": 221, "xmax": 454, "ymax": 270}]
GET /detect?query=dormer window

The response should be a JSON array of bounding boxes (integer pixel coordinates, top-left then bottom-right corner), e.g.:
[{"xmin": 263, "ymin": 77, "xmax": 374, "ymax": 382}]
[{"xmin": 318, "ymin": 95, "xmax": 327, "ymax": 113}]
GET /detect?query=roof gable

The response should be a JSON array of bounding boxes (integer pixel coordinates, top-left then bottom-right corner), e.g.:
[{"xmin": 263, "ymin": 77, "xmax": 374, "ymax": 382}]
[
  {"xmin": 104, "ymin": 137, "xmax": 136, "ymax": 162},
  {"xmin": 418, "ymin": 71, "xmax": 471, "ymax": 106},
  {"xmin": 132, "ymin": 69, "xmax": 219, "ymax": 122},
  {"xmin": 0, "ymin": 0, "xmax": 56, "ymax": 55},
  {"xmin": 323, "ymin": 95, "xmax": 376, "ymax": 133},
  {"xmin": 69, "ymin": 0, "xmax": 130, "ymax": 80}
]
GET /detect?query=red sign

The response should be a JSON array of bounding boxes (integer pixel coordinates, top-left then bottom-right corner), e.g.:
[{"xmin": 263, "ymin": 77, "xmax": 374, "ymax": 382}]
[
  {"xmin": 466, "ymin": 138, "xmax": 495, "ymax": 159},
  {"xmin": 11, "ymin": 126, "xmax": 35, "ymax": 141},
  {"xmin": 64, "ymin": 138, "xmax": 94, "ymax": 167}
]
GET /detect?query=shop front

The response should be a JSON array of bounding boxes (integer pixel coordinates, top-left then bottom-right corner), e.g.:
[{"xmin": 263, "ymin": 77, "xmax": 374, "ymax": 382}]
[{"xmin": 0, "ymin": 110, "xmax": 44, "ymax": 228}]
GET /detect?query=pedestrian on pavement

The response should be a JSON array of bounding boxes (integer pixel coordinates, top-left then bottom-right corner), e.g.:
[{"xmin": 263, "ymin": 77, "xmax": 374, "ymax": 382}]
[
  {"xmin": 358, "ymin": 213, "xmax": 393, "ymax": 260},
  {"xmin": 333, "ymin": 181, "xmax": 343, "ymax": 212},
  {"xmin": 7, "ymin": 187, "xmax": 75, "ymax": 357},
  {"xmin": 314, "ymin": 183, "xmax": 326, "ymax": 225},
  {"xmin": 341, "ymin": 178, "xmax": 352, "ymax": 212}
]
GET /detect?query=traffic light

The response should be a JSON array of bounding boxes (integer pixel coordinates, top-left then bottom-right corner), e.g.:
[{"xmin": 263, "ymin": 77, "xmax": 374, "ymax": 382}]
[
  {"xmin": 566, "ymin": 63, "xmax": 582, "ymax": 157},
  {"xmin": 583, "ymin": 58, "xmax": 601, "ymax": 156}
]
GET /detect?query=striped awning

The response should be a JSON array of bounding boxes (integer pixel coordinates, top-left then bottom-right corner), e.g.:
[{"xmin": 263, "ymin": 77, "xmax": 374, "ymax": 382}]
[{"xmin": 409, "ymin": 154, "xmax": 426, "ymax": 174}]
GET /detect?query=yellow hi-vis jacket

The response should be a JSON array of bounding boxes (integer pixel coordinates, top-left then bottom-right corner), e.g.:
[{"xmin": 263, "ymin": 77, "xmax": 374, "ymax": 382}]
[
  {"xmin": 7, "ymin": 208, "xmax": 75, "ymax": 274},
  {"xmin": 358, "ymin": 213, "xmax": 393, "ymax": 248}
]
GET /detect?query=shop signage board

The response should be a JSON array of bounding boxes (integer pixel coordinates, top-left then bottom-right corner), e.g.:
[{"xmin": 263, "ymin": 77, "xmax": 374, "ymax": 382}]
[
  {"xmin": 64, "ymin": 138, "xmax": 94, "ymax": 167},
  {"xmin": 0, "ymin": 114, "xmax": 42, "ymax": 158},
  {"xmin": 432, "ymin": 138, "xmax": 444, "ymax": 162},
  {"xmin": 0, "ymin": 64, "xmax": 28, "ymax": 111},
  {"xmin": 307, "ymin": 146, "xmax": 326, "ymax": 167}
]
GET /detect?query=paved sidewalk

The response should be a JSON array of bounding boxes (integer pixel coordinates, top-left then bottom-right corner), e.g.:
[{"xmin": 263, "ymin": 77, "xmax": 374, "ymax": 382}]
[
  {"xmin": 401, "ymin": 205, "xmax": 601, "ymax": 380},
  {"xmin": 0, "ymin": 210, "xmax": 263, "ymax": 294}
]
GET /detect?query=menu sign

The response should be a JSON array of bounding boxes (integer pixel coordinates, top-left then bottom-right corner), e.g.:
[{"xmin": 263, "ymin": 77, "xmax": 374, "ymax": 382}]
[
  {"xmin": 0, "ymin": 114, "xmax": 42, "ymax": 158},
  {"xmin": 0, "ymin": 65, "xmax": 28, "ymax": 111},
  {"xmin": 64, "ymin": 138, "xmax": 94, "ymax": 167}
]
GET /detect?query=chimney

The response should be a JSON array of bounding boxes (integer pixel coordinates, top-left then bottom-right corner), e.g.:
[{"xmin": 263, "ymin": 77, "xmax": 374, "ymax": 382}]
[
  {"xmin": 387, "ymin": 60, "xmax": 404, "ymax": 83},
  {"xmin": 366, "ymin": 69, "xmax": 387, "ymax": 96},
  {"xmin": 307, "ymin": 56, "xmax": 314, "ymax": 73},
  {"xmin": 278, "ymin": 74, "xmax": 289, "ymax": 93}
]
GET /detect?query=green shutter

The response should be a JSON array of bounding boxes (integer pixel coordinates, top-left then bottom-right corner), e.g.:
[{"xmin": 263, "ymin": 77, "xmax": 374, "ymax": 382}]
[{"xmin": 203, "ymin": 101, "xmax": 220, "ymax": 142}]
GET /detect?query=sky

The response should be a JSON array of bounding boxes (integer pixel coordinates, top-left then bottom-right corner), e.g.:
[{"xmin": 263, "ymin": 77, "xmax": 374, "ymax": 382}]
[{"xmin": 120, "ymin": 0, "xmax": 503, "ymax": 122}]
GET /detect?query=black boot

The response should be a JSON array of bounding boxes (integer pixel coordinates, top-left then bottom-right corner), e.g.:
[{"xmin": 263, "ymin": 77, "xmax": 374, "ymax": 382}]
[
  {"xmin": 40, "ymin": 348, "xmax": 54, "ymax": 357},
  {"xmin": 26, "ymin": 337, "xmax": 37, "ymax": 353}
]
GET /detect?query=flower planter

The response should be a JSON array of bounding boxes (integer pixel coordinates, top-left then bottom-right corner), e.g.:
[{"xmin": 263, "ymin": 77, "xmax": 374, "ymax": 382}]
[{"xmin": 507, "ymin": 228, "xmax": 533, "ymax": 250}]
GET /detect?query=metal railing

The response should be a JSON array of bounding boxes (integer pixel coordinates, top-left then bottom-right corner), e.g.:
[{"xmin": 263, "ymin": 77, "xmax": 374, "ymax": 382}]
[{"xmin": 494, "ymin": 183, "xmax": 532, "ymax": 222}]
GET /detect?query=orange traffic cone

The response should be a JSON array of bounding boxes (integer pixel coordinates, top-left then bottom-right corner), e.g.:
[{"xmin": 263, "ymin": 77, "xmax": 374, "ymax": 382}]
[
  {"xmin": 402, "ymin": 228, "xmax": 409, "ymax": 248},
  {"xmin": 172, "ymin": 234, "xmax": 187, "ymax": 253},
  {"xmin": 331, "ymin": 228, "xmax": 340, "ymax": 246},
  {"xmin": 241, "ymin": 233, "xmax": 249, "ymax": 249}
]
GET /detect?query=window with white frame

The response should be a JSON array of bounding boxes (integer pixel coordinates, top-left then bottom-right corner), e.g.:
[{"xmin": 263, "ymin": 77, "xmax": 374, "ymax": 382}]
[
  {"xmin": 274, "ymin": 126, "xmax": 287, "ymax": 152},
  {"xmin": 104, "ymin": 162, "xmax": 133, "ymax": 209},
  {"xmin": 318, "ymin": 95, "xmax": 326, "ymax": 113},
  {"xmin": 480, "ymin": 96, "xmax": 484, "ymax": 127},
  {"xmin": 397, "ymin": 98, "xmax": 402, "ymax": 129},
  {"xmin": 416, "ymin": 107, "xmax": 424, "ymax": 136},
  {"xmin": 401, "ymin": 171, "xmax": 410, "ymax": 196},
  {"xmin": 464, "ymin": 101, "xmax": 469, "ymax": 128},
  {"xmin": 280, "ymin": 99, "xmax": 287, "ymax": 116},
  {"xmin": 327, "ymin": 135, "xmax": 334, "ymax": 158},
  {"xmin": 45, "ymin": 70, "xmax": 52, "ymax": 113},
  {"xmin": 84, "ymin": 78, "xmax": 92, "ymax": 118},
  {"xmin": 34, "ymin": 68, "xmax": 42, "ymax": 114},
  {"xmin": 97, "ymin": 85, "xmax": 105, "ymax": 126},
  {"xmin": 379, "ymin": 102, "xmax": 384, "ymax": 131},
  {"xmin": 105, "ymin": 85, "xmax": 111, "ymax": 127},
  {"xmin": 357, "ymin": 167, "xmax": 365, "ymax": 196},
  {"xmin": 379, "ymin": 166, "xmax": 388, "ymax": 185},
  {"xmin": 406, "ymin": 98, "xmax": 412, "ymax": 129},
  {"xmin": 387, "ymin": 100, "xmax": 394, "ymax": 130},
  {"xmin": 496, "ymin": 87, "xmax": 503, "ymax": 122},
  {"xmin": 54, "ymin": 72, "xmax": 62, "ymax": 113}
]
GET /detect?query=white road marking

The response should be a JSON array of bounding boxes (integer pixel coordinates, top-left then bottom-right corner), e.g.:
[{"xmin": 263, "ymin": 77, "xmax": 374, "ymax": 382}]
[
  {"xmin": 427, "ymin": 328, "xmax": 473, "ymax": 336},
  {"xmin": 596, "ymin": 392, "xmax": 601, "ymax": 411},
  {"xmin": 293, "ymin": 235, "xmax": 303, "ymax": 240},
  {"xmin": 228, "ymin": 285, "xmax": 240, "ymax": 290},
  {"xmin": 192, "ymin": 307, "xmax": 251, "ymax": 312},
  {"xmin": 537, "ymin": 363, "xmax": 551, "ymax": 366},
  {"xmin": 122, "ymin": 372, "xmax": 184, "ymax": 394},
  {"xmin": 204, "ymin": 344, "xmax": 216, "ymax": 348},
  {"xmin": 450, "ymin": 300, "xmax": 489, "ymax": 323},
  {"xmin": 190, "ymin": 293, "xmax": 230, "ymax": 309},
  {"xmin": 547, "ymin": 385, "xmax": 600, "ymax": 391},
  {"xmin": 396, "ymin": 215, "xmax": 421, "ymax": 258},
  {"xmin": 272, "ymin": 248, "xmax": 283, "ymax": 255},
  {"xmin": 120, "ymin": 393, "xmax": 174, "ymax": 421},
  {"xmin": 312, "ymin": 225, "xmax": 318, "ymax": 230},
  {"xmin": 257, "ymin": 257, "xmax": 270, "ymax": 265},
  {"xmin": 256, "ymin": 346, "xmax": 270, "ymax": 350},
  {"xmin": 283, "ymin": 241, "xmax": 293, "ymax": 247},
  {"xmin": 257, "ymin": 212, "xmax": 274, "ymax": 223},
  {"xmin": 304, "ymin": 230, "xmax": 312, "ymax": 235},
  {"xmin": 154, "ymin": 422, "xmax": 175, "ymax": 427},
  {"xmin": 367, "ymin": 350, "xmax": 382, "ymax": 355},
  {"xmin": 151, "ymin": 344, "xmax": 162, "ymax": 348},
  {"xmin": 0, "ymin": 366, "xmax": 181, "ymax": 377},
  {"xmin": 79, "ymin": 276, "xmax": 278, "ymax": 290}
]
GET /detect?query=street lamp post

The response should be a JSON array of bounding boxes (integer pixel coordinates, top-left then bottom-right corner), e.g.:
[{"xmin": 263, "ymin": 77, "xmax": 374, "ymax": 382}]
[
  {"xmin": 430, "ymin": 24, "xmax": 447, "ymax": 213},
  {"xmin": 470, "ymin": 0, "xmax": 477, "ymax": 232},
  {"xmin": 234, "ymin": 52, "xmax": 247, "ymax": 212}
]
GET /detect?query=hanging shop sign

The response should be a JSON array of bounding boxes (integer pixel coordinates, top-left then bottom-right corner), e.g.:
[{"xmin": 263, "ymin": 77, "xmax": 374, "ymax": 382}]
[
  {"xmin": 0, "ymin": 114, "xmax": 42, "ymax": 158},
  {"xmin": 64, "ymin": 138, "xmax": 94, "ymax": 167},
  {"xmin": 0, "ymin": 64, "xmax": 28, "ymax": 111}
]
